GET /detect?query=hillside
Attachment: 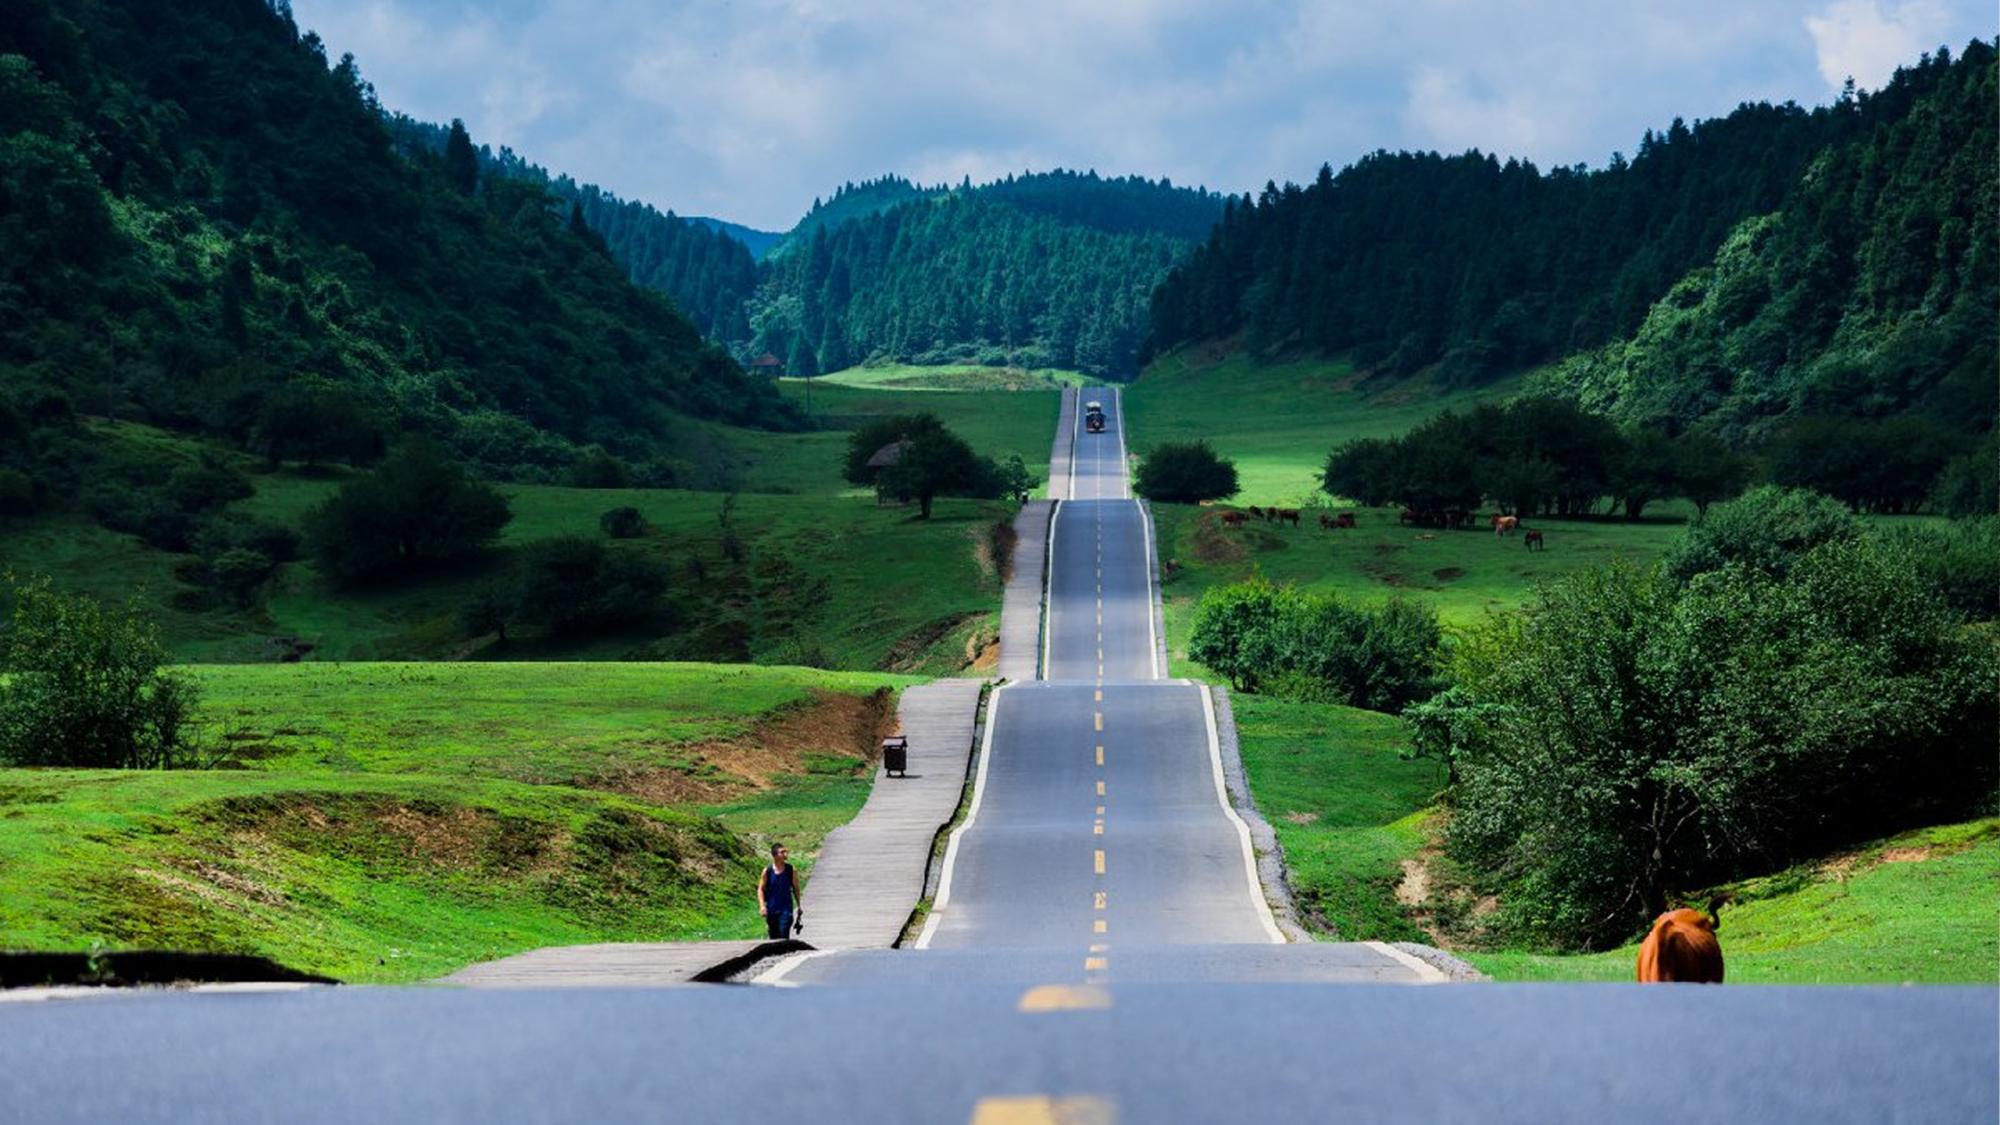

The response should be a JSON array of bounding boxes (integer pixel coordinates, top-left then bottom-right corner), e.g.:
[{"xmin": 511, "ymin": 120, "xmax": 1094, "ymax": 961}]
[
  {"xmin": 0, "ymin": 0, "xmax": 792, "ymax": 504},
  {"xmin": 745, "ymin": 171, "xmax": 1225, "ymax": 379},
  {"xmin": 1143, "ymin": 41, "xmax": 1995, "ymax": 410},
  {"xmin": 385, "ymin": 115, "xmax": 763, "ymax": 341},
  {"xmin": 1536, "ymin": 42, "xmax": 1996, "ymax": 444}
]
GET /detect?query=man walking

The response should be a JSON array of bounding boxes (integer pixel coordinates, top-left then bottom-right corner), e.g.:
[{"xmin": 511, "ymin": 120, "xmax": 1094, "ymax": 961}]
[{"xmin": 757, "ymin": 843, "xmax": 801, "ymax": 940}]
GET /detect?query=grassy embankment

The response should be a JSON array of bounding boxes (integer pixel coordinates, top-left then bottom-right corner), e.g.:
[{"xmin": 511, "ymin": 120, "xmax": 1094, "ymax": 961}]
[
  {"xmin": 4, "ymin": 373, "xmax": 1063, "ymax": 671},
  {"xmin": 0, "ymin": 662, "xmax": 917, "ymax": 983}
]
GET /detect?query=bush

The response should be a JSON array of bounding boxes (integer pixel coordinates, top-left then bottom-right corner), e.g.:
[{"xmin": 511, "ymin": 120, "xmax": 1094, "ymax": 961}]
[
  {"xmin": 1187, "ymin": 579, "xmax": 1441, "ymax": 711},
  {"xmin": 513, "ymin": 537, "xmax": 670, "ymax": 636},
  {"xmin": 1134, "ymin": 440, "xmax": 1239, "ymax": 504},
  {"xmin": 1441, "ymin": 547, "xmax": 1997, "ymax": 949},
  {"xmin": 599, "ymin": 506, "xmax": 648, "ymax": 539},
  {"xmin": 1662, "ymin": 485, "xmax": 1860, "ymax": 583},
  {"xmin": 566, "ymin": 448, "xmax": 633, "ymax": 489},
  {"xmin": 0, "ymin": 577, "xmax": 203, "ymax": 768},
  {"xmin": 163, "ymin": 459, "xmax": 253, "ymax": 513},
  {"xmin": 0, "ymin": 468, "xmax": 35, "ymax": 514},
  {"xmin": 305, "ymin": 440, "xmax": 511, "ymax": 583},
  {"xmin": 1887, "ymin": 515, "xmax": 2000, "ymax": 620},
  {"xmin": 1931, "ymin": 434, "xmax": 1996, "ymax": 518}
]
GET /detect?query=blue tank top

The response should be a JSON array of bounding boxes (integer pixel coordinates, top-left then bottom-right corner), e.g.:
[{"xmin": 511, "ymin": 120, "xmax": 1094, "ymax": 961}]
[{"xmin": 764, "ymin": 864, "xmax": 795, "ymax": 911}]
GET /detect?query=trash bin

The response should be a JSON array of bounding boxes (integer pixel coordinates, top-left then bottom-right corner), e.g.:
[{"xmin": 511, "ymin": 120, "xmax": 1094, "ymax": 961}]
[{"xmin": 881, "ymin": 736, "xmax": 909, "ymax": 778}]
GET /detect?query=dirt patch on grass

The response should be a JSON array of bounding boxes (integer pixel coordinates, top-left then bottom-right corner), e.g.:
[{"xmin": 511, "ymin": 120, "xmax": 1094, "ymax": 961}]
[
  {"xmin": 1191, "ymin": 512, "xmax": 1248, "ymax": 564},
  {"xmin": 666, "ymin": 688, "xmax": 897, "ymax": 794},
  {"xmin": 880, "ymin": 613, "xmax": 981, "ymax": 673}
]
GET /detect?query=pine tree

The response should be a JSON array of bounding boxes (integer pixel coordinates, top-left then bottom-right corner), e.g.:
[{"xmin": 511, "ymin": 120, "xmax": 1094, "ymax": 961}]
[{"xmin": 444, "ymin": 118, "xmax": 478, "ymax": 195}]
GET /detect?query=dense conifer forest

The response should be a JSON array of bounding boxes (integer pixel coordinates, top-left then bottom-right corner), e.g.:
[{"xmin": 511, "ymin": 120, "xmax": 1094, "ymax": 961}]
[
  {"xmin": 742, "ymin": 172, "xmax": 1225, "ymax": 378},
  {"xmin": 1144, "ymin": 42, "xmax": 1998, "ymax": 444},
  {"xmin": 0, "ymin": 0, "xmax": 792, "ymax": 500}
]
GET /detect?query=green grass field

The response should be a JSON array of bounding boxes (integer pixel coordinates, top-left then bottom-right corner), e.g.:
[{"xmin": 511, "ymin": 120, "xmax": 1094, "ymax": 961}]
[
  {"xmin": 788, "ymin": 363, "xmax": 1088, "ymax": 392},
  {"xmin": 1234, "ymin": 696, "xmax": 1442, "ymax": 942},
  {"xmin": 0, "ymin": 662, "xmax": 916, "ymax": 982},
  {"xmin": 1228, "ymin": 693, "xmax": 2000, "ymax": 983},
  {"xmin": 719, "ymin": 377, "xmax": 1064, "ymax": 497},
  {"xmin": 1154, "ymin": 503, "xmax": 1689, "ymax": 677},
  {"xmin": 1126, "ymin": 350, "xmax": 1519, "ymax": 506}
]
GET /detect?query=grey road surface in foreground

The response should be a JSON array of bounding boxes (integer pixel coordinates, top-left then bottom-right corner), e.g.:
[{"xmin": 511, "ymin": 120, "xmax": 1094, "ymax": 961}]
[{"xmin": 4, "ymin": 982, "xmax": 1990, "ymax": 1124}]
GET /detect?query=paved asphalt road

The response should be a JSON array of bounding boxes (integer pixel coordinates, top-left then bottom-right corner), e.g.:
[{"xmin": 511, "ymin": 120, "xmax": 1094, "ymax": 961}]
[
  {"xmin": 5, "ymin": 386, "xmax": 1994, "ymax": 1122},
  {"xmin": 5, "ymin": 981, "xmax": 1991, "ymax": 1123}
]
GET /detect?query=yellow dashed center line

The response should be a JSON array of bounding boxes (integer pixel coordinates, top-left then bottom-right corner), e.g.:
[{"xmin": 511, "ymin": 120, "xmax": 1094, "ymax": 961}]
[
  {"xmin": 1016, "ymin": 984, "xmax": 1111, "ymax": 1012},
  {"xmin": 969, "ymin": 1095, "xmax": 1114, "ymax": 1125}
]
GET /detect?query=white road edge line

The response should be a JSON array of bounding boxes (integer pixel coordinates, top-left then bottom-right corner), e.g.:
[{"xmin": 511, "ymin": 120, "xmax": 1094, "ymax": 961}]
[
  {"xmin": 1113, "ymin": 385, "xmax": 1131, "ymax": 501},
  {"xmin": 1199, "ymin": 684, "xmax": 1286, "ymax": 944},
  {"xmin": 1138, "ymin": 498, "xmax": 1162, "ymax": 681},
  {"xmin": 751, "ymin": 948, "xmax": 834, "ymax": 987},
  {"xmin": 1064, "ymin": 387, "xmax": 1079, "ymax": 499},
  {"xmin": 1364, "ymin": 941, "xmax": 1449, "ymax": 983},
  {"xmin": 914, "ymin": 681, "xmax": 1012, "ymax": 949},
  {"xmin": 1040, "ymin": 501, "xmax": 1061, "ymax": 680}
]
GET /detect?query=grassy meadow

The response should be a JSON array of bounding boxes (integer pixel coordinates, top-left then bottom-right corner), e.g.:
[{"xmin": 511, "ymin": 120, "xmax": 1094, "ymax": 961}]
[
  {"xmin": 1125, "ymin": 350, "xmax": 1519, "ymax": 506},
  {"xmin": 0, "ymin": 662, "xmax": 916, "ymax": 982},
  {"xmin": 1233, "ymin": 694, "xmax": 2000, "ymax": 983}
]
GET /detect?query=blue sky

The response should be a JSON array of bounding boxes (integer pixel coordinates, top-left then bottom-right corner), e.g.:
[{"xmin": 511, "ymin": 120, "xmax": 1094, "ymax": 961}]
[{"xmin": 289, "ymin": 0, "xmax": 1994, "ymax": 231}]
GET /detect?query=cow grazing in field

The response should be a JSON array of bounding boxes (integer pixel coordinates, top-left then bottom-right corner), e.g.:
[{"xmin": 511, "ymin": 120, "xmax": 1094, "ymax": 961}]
[
  {"xmin": 1335, "ymin": 512, "xmax": 1356, "ymax": 529},
  {"xmin": 1636, "ymin": 901, "xmax": 1725, "ymax": 984},
  {"xmin": 1524, "ymin": 528, "xmax": 1544, "ymax": 551},
  {"xmin": 1492, "ymin": 514, "xmax": 1519, "ymax": 537},
  {"xmin": 1220, "ymin": 511, "xmax": 1248, "ymax": 528}
]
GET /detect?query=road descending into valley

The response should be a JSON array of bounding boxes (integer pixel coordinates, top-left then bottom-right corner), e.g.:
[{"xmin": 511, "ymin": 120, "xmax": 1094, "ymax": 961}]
[{"xmin": 4, "ymin": 388, "xmax": 1993, "ymax": 1124}]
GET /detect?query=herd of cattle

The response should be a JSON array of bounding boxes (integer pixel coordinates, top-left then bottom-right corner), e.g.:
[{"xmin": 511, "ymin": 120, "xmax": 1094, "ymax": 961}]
[{"xmin": 1218, "ymin": 505, "xmax": 1548, "ymax": 549}]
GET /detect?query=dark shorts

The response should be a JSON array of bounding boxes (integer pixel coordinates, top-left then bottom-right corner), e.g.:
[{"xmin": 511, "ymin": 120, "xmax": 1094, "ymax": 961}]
[{"xmin": 766, "ymin": 910, "xmax": 794, "ymax": 940}]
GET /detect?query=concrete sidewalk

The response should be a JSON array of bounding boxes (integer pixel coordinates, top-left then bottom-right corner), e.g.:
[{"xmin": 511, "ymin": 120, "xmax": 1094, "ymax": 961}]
[
  {"xmin": 446, "ymin": 679, "xmax": 985, "ymax": 986},
  {"xmin": 996, "ymin": 500, "xmax": 1053, "ymax": 682}
]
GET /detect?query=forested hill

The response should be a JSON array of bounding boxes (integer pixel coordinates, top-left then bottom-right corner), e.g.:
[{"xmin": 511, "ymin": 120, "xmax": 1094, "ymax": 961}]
[
  {"xmin": 745, "ymin": 172, "xmax": 1226, "ymax": 378},
  {"xmin": 1144, "ymin": 43, "xmax": 1995, "ymax": 403},
  {"xmin": 388, "ymin": 115, "xmax": 761, "ymax": 340},
  {"xmin": 1537, "ymin": 43, "xmax": 1996, "ymax": 442},
  {"xmin": 1, "ymin": 0, "xmax": 791, "ymax": 484}
]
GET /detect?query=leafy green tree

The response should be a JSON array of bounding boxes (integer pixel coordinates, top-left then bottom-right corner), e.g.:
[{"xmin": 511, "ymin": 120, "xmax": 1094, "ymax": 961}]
[
  {"xmin": 1930, "ymin": 433, "xmax": 1996, "ymax": 518},
  {"xmin": 305, "ymin": 439, "xmax": 511, "ymax": 583},
  {"xmin": 512, "ymin": 536, "xmax": 669, "ymax": 635},
  {"xmin": 997, "ymin": 454, "xmax": 1038, "ymax": 505},
  {"xmin": 1443, "ymin": 545, "xmax": 1996, "ymax": 948},
  {"xmin": 1134, "ymin": 440, "xmax": 1239, "ymax": 504},
  {"xmin": 1672, "ymin": 433, "xmax": 1752, "ymax": 516},
  {"xmin": 1662, "ymin": 485, "xmax": 1861, "ymax": 583},
  {"xmin": 599, "ymin": 506, "xmax": 647, "ymax": 539},
  {"xmin": 248, "ymin": 383, "xmax": 385, "ymax": 468},
  {"xmin": 0, "ymin": 576, "xmax": 202, "ymax": 768}
]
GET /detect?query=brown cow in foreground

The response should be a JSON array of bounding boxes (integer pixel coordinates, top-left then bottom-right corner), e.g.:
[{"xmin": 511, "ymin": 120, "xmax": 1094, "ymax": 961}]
[{"xmin": 1636, "ymin": 901, "xmax": 1724, "ymax": 984}]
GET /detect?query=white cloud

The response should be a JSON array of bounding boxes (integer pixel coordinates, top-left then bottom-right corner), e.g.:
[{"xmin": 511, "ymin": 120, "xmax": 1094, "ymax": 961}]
[{"xmin": 1805, "ymin": 0, "xmax": 1953, "ymax": 90}]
